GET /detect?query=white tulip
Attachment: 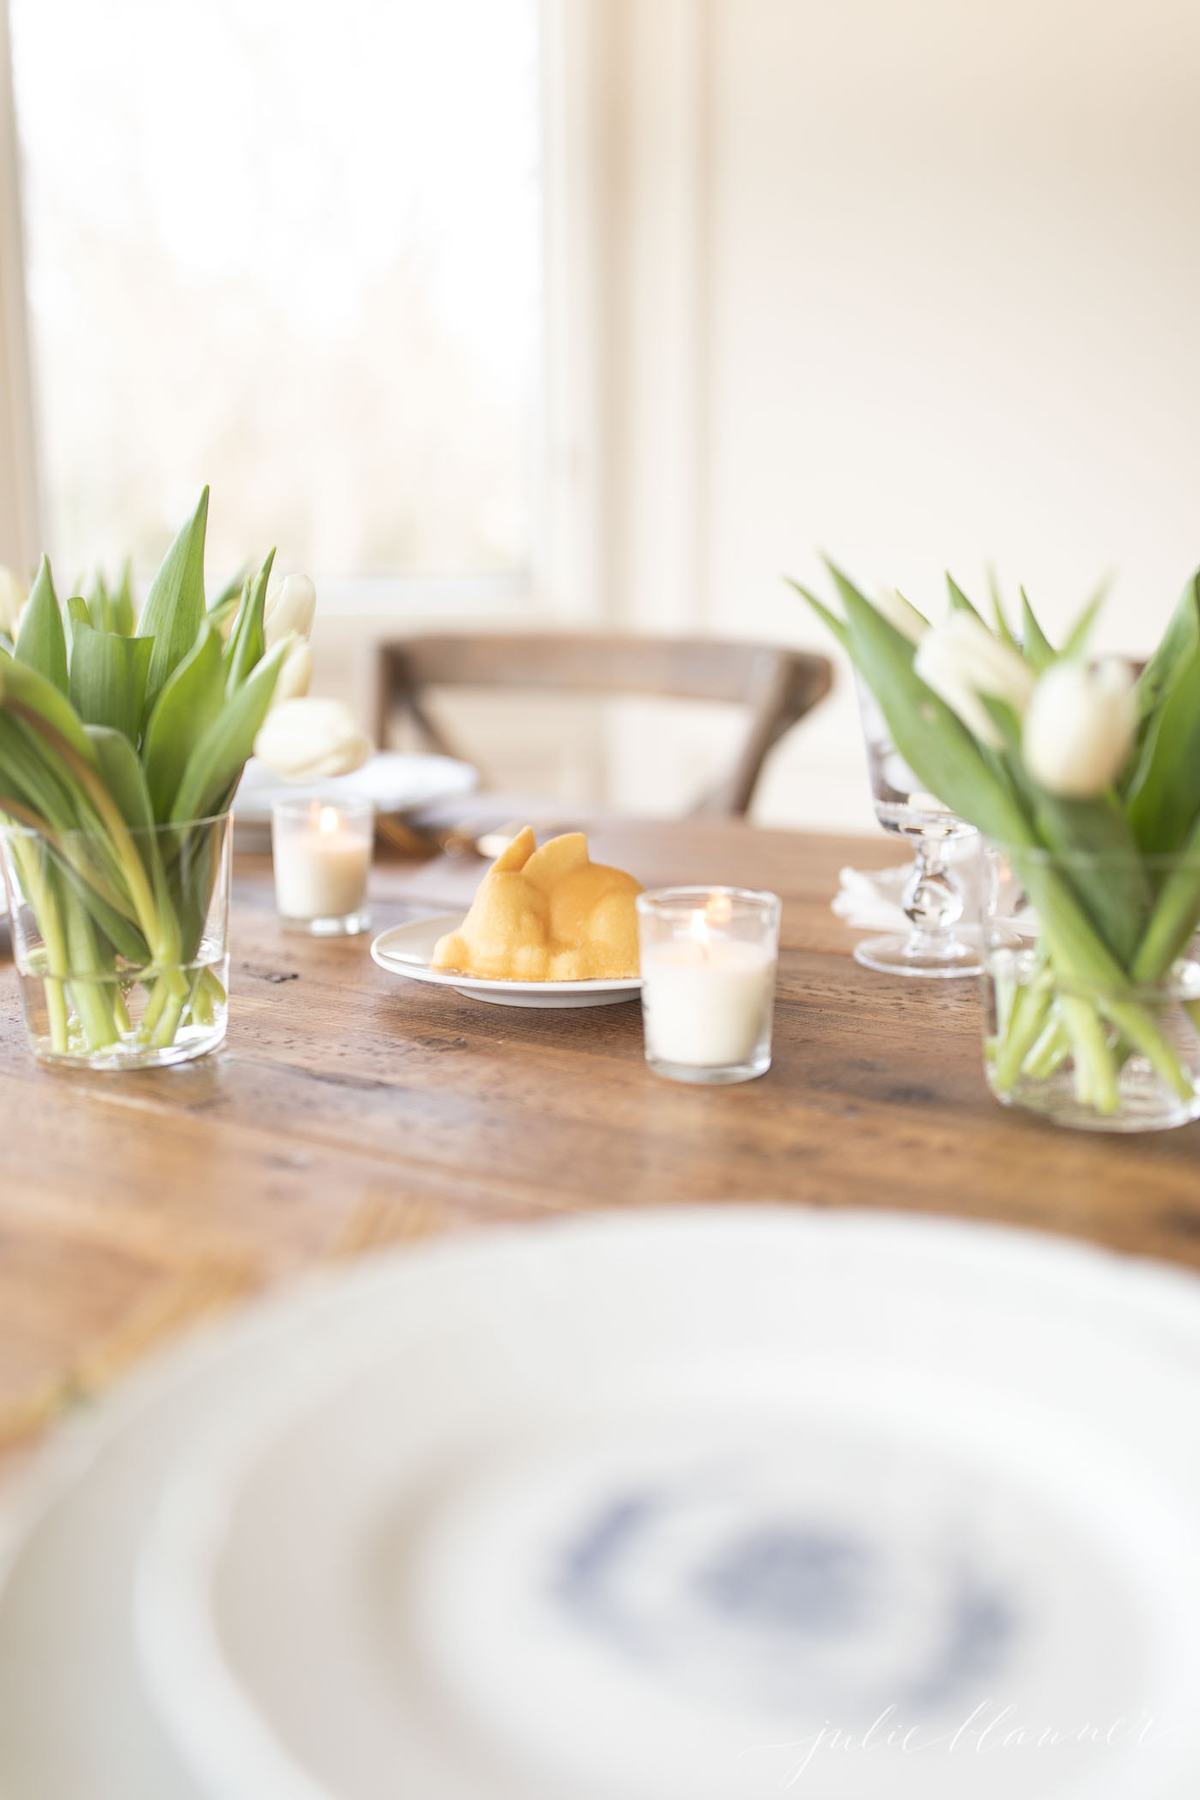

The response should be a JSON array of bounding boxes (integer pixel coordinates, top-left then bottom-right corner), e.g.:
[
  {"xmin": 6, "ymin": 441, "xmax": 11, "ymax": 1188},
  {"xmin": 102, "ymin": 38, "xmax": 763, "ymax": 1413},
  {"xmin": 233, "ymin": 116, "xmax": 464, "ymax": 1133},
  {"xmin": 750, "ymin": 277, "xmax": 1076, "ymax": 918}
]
[
  {"xmin": 1022, "ymin": 658, "xmax": 1136, "ymax": 797},
  {"xmin": 0, "ymin": 566, "xmax": 26, "ymax": 637},
  {"xmin": 874, "ymin": 587, "xmax": 928, "ymax": 645},
  {"xmin": 914, "ymin": 612, "xmax": 1035, "ymax": 747},
  {"xmin": 264, "ymin": 573, "xmax": 316, "ymax": 648},
  {"xmin": 254, "ymin": 697, "xmax": 371, "ymax": 782},
  {"xmin": 272, "ymin": 638, "xmax": 313, "ymax": 707}
]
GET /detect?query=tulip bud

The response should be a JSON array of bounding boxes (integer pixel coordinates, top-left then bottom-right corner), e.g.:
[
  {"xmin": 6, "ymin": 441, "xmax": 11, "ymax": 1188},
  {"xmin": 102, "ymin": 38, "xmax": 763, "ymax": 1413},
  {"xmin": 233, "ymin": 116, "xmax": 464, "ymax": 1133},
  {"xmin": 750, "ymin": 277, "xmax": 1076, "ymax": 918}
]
[
  {"xmin": 914, "ymin": 612, "xmax": 1035, "ymax": 746},
  {"xmin": 874, "ymin": 587, "xmax": 928, "ymax": 645},
  {"xmin": 254, "ymin": 697, "xmax": 371, "ymax": 782},
  {"xmin": 1022, "ymin": 658, "xmax": 1136, "ymax": 798},
  {"xmin": 0, "ymin": 566, "xmax": 26, "ymax": 638},
  {"xmin": 272, "ymin": 639, "xmax": 313, "ymax": 708},
  {"xmin": 264, "ymin": 573, "xmax": 316, "ymax": 648}
]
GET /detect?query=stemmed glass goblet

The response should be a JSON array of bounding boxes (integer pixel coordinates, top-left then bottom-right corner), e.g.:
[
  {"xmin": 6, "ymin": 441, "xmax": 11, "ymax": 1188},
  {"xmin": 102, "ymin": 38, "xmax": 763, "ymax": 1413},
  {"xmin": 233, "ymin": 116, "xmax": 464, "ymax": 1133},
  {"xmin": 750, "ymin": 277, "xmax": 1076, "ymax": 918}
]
[{"xmin": 854, "ymin": 681, "xmax": 981, "ymax": 978}]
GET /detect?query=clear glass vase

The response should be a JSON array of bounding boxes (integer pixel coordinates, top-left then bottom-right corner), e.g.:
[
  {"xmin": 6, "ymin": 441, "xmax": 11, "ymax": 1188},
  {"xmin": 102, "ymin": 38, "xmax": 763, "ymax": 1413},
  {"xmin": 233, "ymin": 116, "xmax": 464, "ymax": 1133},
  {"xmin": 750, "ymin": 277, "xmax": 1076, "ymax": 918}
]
[
  {"xmin": 0, "ymin": 813, "xmax": 231, "ymax": 1071},
  {"xmin": 979, "ymin": 843, "xmax": 1200, "ymax": 1133}
]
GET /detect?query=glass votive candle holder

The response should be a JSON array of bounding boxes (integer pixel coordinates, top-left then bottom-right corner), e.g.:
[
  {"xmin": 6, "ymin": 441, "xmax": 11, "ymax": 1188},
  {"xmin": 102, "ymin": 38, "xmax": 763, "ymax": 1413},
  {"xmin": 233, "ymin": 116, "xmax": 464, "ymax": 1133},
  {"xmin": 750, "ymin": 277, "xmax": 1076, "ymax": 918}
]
[
  {"xmin": 636, "ymin": 886, "xmax": 781, "ymax": 1085},
  {"xmin": 271, "ymin": 796, "xmax": 374, "ymax": 936}
]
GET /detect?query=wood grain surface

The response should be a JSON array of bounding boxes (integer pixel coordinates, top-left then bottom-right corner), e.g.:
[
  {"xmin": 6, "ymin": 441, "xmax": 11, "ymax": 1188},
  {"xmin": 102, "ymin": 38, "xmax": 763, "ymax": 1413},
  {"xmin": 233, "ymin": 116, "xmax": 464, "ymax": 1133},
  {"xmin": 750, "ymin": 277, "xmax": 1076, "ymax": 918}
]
[{"xmin": 1, "ymin": 819, "xmax": 1198, "ymax": 1456}]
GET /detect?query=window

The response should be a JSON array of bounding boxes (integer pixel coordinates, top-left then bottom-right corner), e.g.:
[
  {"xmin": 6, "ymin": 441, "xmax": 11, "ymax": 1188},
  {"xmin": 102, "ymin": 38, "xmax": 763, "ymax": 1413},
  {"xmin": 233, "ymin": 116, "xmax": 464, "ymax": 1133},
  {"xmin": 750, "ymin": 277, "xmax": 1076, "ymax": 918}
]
[{"xmin": 8, "ymin": 0, "xmax": 542, "ymax": 589}]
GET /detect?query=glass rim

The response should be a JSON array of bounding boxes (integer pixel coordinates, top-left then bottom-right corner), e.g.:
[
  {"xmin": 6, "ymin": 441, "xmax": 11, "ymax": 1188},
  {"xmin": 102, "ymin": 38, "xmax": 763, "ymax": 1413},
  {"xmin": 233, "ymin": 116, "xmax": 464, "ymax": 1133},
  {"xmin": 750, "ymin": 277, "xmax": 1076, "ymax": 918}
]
[
  {"xmin": 0, "ymin": 809, "xmax": 231, "ymax": 843},
  {"xmin": 983, "ymin": 939, "xmax": 1200, "ymax": 1001},
  {"xmin": 269, "ymin": 793, "xmax": 376, "ymax": 820},
  {"xmin": 986, "ymin": 840, "xmax": 1200, "ymax": 872},
  {"xmin": 636, "ymin": 884, "xmax": 781, "ymax": 917}
]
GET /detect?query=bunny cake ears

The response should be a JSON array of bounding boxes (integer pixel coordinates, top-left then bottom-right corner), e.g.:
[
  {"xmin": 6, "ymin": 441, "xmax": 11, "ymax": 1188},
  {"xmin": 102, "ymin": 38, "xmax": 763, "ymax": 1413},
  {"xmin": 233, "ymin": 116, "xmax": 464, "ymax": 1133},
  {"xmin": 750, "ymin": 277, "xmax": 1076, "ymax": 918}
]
[{"xmin": 432, "ymin": 827, "xmax": 641, "ymax": 982}]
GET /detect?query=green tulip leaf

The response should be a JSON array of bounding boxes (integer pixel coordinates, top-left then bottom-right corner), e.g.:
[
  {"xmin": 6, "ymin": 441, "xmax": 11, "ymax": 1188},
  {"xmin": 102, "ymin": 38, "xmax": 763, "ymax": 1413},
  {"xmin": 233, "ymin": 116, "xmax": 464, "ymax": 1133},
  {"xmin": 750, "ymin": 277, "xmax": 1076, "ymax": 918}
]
[
  {"xmin": 87, "ymin": 571, "xmax": 112, "ymax": 634},
  {"xmin": 87, "ymin": 723, "xmax": 178, "ymax": 955},
  {"xmin": 209, "ymin": 567, "xmax": 249, "ymax": 614},
  {"xmin": 784, "ymin": 577, "xmax": 851, "ymax": 653},
  {"xmin": 224, "ymin": 547, "xmax": 274, "ymax": 695},
  {"xmin": 170, "ymin": 638, "xmax": 289, "ymax": 824},
  {"xmin": 142, "ymin": 623, "xmax": 225, "ymax": 821},
  {"xmin": 15, "ymin": 555, "xmax": 68, "ymax": 694},
  {"xmin": 140, "ymin": 486, "xmax": 210, "ymax": 714},
  {"xmin": 0, "ymin": 646, "xmax": 96, "ymax": 765},
  {"xmin": 1059, "ymin": 577, "xmax": 1109, "ymax": 661},
  {"xmin": 86, "ymin": 724, "xmax": 156, "ymax": 834},
  {"xmin": 1133, "ymin": 807, "xmax": 1200, "ymax": 981},
  {"xmin": 1125, "ymin": 637, "xmax": 1200, "ymax": 854},
  {"xmin": 57, "ymin": 865, "xmax": 149, "ymax": 966},
  {"xmin": 1018, "ymin": 588, "xmax": 1056, "ymax": 671},
  {"xmin": 946, "ymin": 572, "xmax": 986, "ymax": 624},
  {"xmin": 68, "ymin": 624, "xmax": 153, "ymax": 742},
  {"xmin": 110, "ymin": 561, "xmax": 136, "ymax": 637},
  {"xmin": 986, "ymin": 570, "xmax": 1020, "ymax": 651},
  {"xmin": 0, "ymin": 710, "xmax": 82, "ymax": 831},
  {"xmin": 1135, "ymin": 571, "xmax": 1200, "ymax": 722},
  {"xmin": 1006, "ymin": 756, "xmax": 1150, "ymax": 963},
  {"xmin": 66, "ymin": 595, "xmax": 91, "ymax": 644}
]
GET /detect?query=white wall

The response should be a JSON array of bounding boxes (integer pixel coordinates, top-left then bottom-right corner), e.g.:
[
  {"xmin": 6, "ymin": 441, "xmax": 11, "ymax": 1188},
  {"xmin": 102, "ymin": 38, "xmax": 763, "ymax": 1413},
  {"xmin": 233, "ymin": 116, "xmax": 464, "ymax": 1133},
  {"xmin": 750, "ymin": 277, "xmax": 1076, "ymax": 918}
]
[
  {"xmin": 602, "ymin": 0, "xmax": 1200, "ymax": 832},
  {"xmin": 708, "ymin": 0, "xmax": 1200, "ymax": 613}
]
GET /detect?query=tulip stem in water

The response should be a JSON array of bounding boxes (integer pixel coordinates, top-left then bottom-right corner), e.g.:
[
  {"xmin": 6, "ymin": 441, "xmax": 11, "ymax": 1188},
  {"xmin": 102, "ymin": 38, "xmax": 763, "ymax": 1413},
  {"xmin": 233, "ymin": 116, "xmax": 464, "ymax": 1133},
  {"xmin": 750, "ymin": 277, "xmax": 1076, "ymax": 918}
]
[
  {"xmin": 151, "ymin": 987, "xmax": 185, "ymax": 1049},
  {"xmin": 1100, "ymin": 997, "xmax": 1195, "ymax": 1102},
  {"xmin": 992, "ymin": 985, "xmax": 1052, "ymax": 1092},
  {"xmin": 11, "ymin": 837, "xmax": 70, "ymax": 1055},
  {"xmin": 1059, "ymin": 997, "xmax": 1117, "ymax": 1115},
  {"xmin": 1022, "ymin": 1012, "xmax": 1071, "ymax": 1080}
]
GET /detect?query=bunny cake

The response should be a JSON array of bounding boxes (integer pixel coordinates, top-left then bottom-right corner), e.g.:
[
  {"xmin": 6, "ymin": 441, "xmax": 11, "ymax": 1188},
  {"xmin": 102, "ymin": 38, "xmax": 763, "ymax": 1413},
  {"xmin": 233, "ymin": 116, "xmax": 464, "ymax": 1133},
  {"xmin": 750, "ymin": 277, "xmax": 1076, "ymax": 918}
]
[{"xmin": 431, "ymin": 827, "xmax": 641, "ymax": 981}]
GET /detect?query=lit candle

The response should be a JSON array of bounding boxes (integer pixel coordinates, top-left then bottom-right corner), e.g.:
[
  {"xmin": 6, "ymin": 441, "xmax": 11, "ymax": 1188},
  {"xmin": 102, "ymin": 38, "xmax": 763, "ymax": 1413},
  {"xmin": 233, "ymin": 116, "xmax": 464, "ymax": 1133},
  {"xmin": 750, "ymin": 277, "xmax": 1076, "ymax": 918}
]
[
  {"xmin": 637, "ymin": 888, "xmax": 780, "ymax": 1083},
  {"xmin": 271, "ymin": 798, "xmax": 373, "ymax": 934}
]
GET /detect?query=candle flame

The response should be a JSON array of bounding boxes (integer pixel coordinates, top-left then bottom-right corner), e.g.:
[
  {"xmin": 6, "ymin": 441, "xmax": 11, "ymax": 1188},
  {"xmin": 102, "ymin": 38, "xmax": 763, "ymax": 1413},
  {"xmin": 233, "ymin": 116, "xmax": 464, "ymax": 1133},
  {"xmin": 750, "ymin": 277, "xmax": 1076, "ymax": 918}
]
[
  {"xmin": 687, "ymin": 893, "xmax": 731, "ymax": 956},
  {"xmin": 318, "ymin": 805, "xmax": 341, "ymax": 835},
  {"xmin": 705, "ymin": 892, "xmax": 733, "ymax": 928}
]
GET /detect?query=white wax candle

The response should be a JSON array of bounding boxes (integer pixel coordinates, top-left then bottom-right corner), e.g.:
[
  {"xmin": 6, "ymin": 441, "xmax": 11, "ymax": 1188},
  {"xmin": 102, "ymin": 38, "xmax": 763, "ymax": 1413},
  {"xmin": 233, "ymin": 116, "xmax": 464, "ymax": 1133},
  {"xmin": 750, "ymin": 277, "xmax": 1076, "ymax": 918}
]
[
  {"xmin": 274, "ymin": 805, "xmax": 371, "ymax": 920},
  {"xmin": 641, "ymin": 937, "xmax": 775, "ymax": 1067}
]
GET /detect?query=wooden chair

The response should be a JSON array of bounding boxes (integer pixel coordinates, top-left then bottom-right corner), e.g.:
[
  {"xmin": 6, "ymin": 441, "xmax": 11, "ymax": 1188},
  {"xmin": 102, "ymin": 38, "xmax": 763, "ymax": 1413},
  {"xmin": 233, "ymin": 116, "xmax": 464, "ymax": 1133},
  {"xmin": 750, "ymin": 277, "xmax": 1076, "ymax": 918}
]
[{"xmin": 373, "ymin": 632, "xmax": 833, "ymax": 817}]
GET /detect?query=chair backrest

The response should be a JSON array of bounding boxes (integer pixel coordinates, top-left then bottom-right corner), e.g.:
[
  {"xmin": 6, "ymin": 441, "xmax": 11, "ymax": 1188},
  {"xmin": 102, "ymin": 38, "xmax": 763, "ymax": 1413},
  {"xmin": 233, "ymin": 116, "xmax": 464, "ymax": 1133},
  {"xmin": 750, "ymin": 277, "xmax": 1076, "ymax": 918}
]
[{"xmin": 375, "ymin": 632, "xmax": 833, "ymax": 817}]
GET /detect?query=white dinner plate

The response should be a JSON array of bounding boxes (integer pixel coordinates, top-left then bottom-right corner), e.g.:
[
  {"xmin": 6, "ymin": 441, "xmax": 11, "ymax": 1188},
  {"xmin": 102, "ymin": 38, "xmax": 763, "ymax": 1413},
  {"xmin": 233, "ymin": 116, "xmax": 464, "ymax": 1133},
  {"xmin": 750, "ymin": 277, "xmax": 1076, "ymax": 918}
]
[
  {"xmin": 234, "ymin": 752, "xmax": 477, "ymax": 832},
  {"xmin": 371, "ymin": 915, "xmax": 642, "ymax": 1007},
  {"xmin": 5, "ymin": 1212, "xmax": 1200, "ymax": 1800}
]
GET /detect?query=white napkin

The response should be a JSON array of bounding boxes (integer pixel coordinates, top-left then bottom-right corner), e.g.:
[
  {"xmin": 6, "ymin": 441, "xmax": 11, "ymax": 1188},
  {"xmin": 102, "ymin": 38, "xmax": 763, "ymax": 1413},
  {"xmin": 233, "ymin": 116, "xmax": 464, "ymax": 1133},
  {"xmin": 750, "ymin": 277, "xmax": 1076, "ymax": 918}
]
[
  {"xmin": 832, "ymin": 863, "xmax": 916, "ymax": 933},
  {"xmin": 833, "ymin": 852, "xmax": 1025, "ymax": 934}
]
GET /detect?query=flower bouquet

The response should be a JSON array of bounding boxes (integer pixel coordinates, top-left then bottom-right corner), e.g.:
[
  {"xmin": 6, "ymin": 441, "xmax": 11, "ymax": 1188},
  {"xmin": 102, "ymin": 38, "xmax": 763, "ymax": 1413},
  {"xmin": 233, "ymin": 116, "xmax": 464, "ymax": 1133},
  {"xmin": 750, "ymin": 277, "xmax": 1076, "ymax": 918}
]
[
  {"xmin": 0, "ymin": 488, "xmax": 367, "ymax": 1069},
  {"xmin": 794, "ymin": 562, "xmax": 1200, "ymax": 1131}
]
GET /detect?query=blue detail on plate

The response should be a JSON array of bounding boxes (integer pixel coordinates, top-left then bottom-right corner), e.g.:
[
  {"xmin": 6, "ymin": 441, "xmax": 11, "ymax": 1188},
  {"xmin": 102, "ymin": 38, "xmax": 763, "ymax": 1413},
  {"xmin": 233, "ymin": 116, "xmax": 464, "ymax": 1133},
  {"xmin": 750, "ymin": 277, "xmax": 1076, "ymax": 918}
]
[
  {"xmin": 553, "ymin": 1475, "xmax": 1020, "ymax": 1720},
  {"xmin": 697, "ymin": 1526, "xmax": 874, "ymax": 1634}
]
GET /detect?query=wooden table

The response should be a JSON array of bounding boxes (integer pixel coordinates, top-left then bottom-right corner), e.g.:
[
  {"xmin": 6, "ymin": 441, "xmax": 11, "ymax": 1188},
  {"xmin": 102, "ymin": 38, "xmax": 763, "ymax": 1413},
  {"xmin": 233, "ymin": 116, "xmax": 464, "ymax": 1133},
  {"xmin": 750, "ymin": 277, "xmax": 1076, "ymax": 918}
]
[{"xmin": 2, "ymin": 819, "xmax": 1198, "ymax": 1455}]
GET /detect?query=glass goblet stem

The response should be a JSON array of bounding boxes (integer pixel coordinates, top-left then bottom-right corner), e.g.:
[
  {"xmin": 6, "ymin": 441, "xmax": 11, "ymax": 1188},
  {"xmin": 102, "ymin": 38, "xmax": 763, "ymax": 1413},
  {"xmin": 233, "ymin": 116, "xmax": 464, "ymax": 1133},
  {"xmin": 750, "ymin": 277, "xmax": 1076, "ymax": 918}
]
[{"xmin": 900, "ymin": 832, "xmax": 967, "ymax": 962}]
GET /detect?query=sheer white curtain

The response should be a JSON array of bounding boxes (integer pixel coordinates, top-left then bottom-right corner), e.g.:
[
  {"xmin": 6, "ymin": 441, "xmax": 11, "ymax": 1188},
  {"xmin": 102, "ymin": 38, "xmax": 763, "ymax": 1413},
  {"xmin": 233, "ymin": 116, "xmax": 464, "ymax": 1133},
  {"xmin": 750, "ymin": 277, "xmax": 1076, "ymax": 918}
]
[{"xmin": 2, "ymin": 0, "xmax": 550, "ymax": 603}]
